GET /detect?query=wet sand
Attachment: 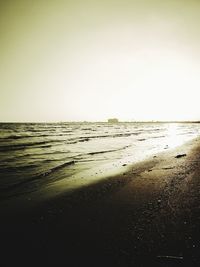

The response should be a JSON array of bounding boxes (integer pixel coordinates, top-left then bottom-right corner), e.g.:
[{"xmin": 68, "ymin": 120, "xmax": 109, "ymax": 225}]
[{"xmin": 1, "ymin": 138, "xmax": 200, "ymax": 266}]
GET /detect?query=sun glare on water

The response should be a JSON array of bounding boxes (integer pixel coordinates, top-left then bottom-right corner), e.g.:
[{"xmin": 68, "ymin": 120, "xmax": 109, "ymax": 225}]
[{"xmin": 166, "ymin": 124, "xmax": 188, "ymax": 148}]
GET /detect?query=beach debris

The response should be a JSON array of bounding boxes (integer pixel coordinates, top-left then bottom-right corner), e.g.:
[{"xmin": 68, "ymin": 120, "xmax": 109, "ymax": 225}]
[
  {"xmin": 175, "ymin": 154, "xmax": 187, "ymax": 158},
  {"xmin": 157, "ymin": 255, "xmax": 183, "ymax": 260},
  {"xmin": 148, "ymin": 169, "xmax": 152, "ymax": 172},
  {"xmin": 122, "ymin": 164, "xmax": 127, "ymax": 166}
]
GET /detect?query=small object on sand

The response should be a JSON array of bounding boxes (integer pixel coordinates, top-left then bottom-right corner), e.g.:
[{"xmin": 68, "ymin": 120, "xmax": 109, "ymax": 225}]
[
  {"xmin": 175, "ymin": 154, "xmax": 187, "ymax": 158},
  {"xmin": 157, "ymin": 255, "xmax": 183, "ymax": 260},
  {"xmin": 148, "ymin": 169, "xmax": 152, "ymax": 172},
  {"xmin": 122, "ymin": 164, "xmax": 127, "ymax": 166}
]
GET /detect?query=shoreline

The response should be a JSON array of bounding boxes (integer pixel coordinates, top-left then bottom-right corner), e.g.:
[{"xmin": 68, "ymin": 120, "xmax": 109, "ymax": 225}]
[
  {"xmin": 1, "ymin": 137, "xmax": 200, "ymax": 266},
  {"xmin": 1, "ymin": 137, "xmax": 199, "ymax": 210}
]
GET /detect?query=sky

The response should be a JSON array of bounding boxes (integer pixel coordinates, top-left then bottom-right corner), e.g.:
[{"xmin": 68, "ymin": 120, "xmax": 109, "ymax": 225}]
[{"xmin": 0, "ymin": 0, "xmax": 200, "ymax": 122}]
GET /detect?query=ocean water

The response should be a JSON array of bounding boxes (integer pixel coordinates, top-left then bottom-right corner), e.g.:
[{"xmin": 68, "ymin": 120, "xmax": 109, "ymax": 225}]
[{"xmin": 0, "ymin": 122, "xmax": 200, "ymax": 199}]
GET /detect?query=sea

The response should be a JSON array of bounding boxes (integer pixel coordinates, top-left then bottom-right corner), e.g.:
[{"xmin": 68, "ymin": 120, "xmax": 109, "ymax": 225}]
[{"xmin": 0, "ymin": 122, "xmax": 200, "ymax": 200}]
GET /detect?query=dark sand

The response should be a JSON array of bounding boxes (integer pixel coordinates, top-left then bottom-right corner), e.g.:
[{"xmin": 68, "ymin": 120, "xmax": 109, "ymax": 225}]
[{"xmin": 1, "ymin": 138, "xmax": 200, "ymax": 266}]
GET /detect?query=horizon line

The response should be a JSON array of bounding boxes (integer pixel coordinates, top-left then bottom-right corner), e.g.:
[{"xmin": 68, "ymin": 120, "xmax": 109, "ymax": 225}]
[{"xmin": 0, "ymin": 120, "xmax": 200, "ymax": 123}]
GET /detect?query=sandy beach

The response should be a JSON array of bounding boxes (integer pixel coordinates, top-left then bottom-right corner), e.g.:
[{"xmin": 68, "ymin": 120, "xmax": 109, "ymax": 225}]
[
  {"xmin": 1, "ymin": 137, "xmax": 200, "ymax": 266},
  {"xmin": 1, "ymin": 0, "xmax": 200, "ymax": 266}
]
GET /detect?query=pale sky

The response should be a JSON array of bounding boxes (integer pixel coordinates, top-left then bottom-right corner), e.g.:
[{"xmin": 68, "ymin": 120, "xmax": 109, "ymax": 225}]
[{"xmin": 0, "ymin": 0, "xmax": 200, "ymax": 122}]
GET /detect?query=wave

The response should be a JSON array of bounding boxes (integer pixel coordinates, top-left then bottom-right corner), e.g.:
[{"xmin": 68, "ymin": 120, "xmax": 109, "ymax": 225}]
[
  {"xmin": 41, "ymin": 160, "xmax": 75, "ymax": 176},
  {"xmin": 0, "ymin": 164, "xmax": 39, "ymax": 172},
  {"xmin": 0, "ymin": 160, "xmax": 76, "ymax": 194},
  {"xmin": 0, "ymin": 141, "xmax": 54, "ymax": 152},
  {"xmin": 66, "ymin": 132, "xmax": 140, "ymax": 144},
  {"xmin": 0, "ymin": 135, "xmax": 33, "ymax": 140},
  {"xmin": 88, "ymin": 150, "xmax": 120, "ymax": 155},
  {"xmin": 0, "ymin": 139, "xmax": 67, "ymax": 152},
  {"xmin": 82, "ymin": 145, "xmax": 131, "ymax": 156},
  {"xmin": 0, "ymin": 132, "xmax": 74, "ymax": 141},
  {"xmin": 0, "ymin": 151, "xmax": 72, "ymax": 164},
  {"xmin": 18, "ymin": 150, "xmax": 70, "ymax": 157},
  {"xmin": 151, "ymin": 135, "xmax": 165, "ymax": 139}
]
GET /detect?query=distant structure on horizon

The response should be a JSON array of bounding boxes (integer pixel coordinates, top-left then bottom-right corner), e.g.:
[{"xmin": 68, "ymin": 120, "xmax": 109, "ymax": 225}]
[{"xmin": 108, "ymin": 118, "xmax": 119, "ymax": 123}]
